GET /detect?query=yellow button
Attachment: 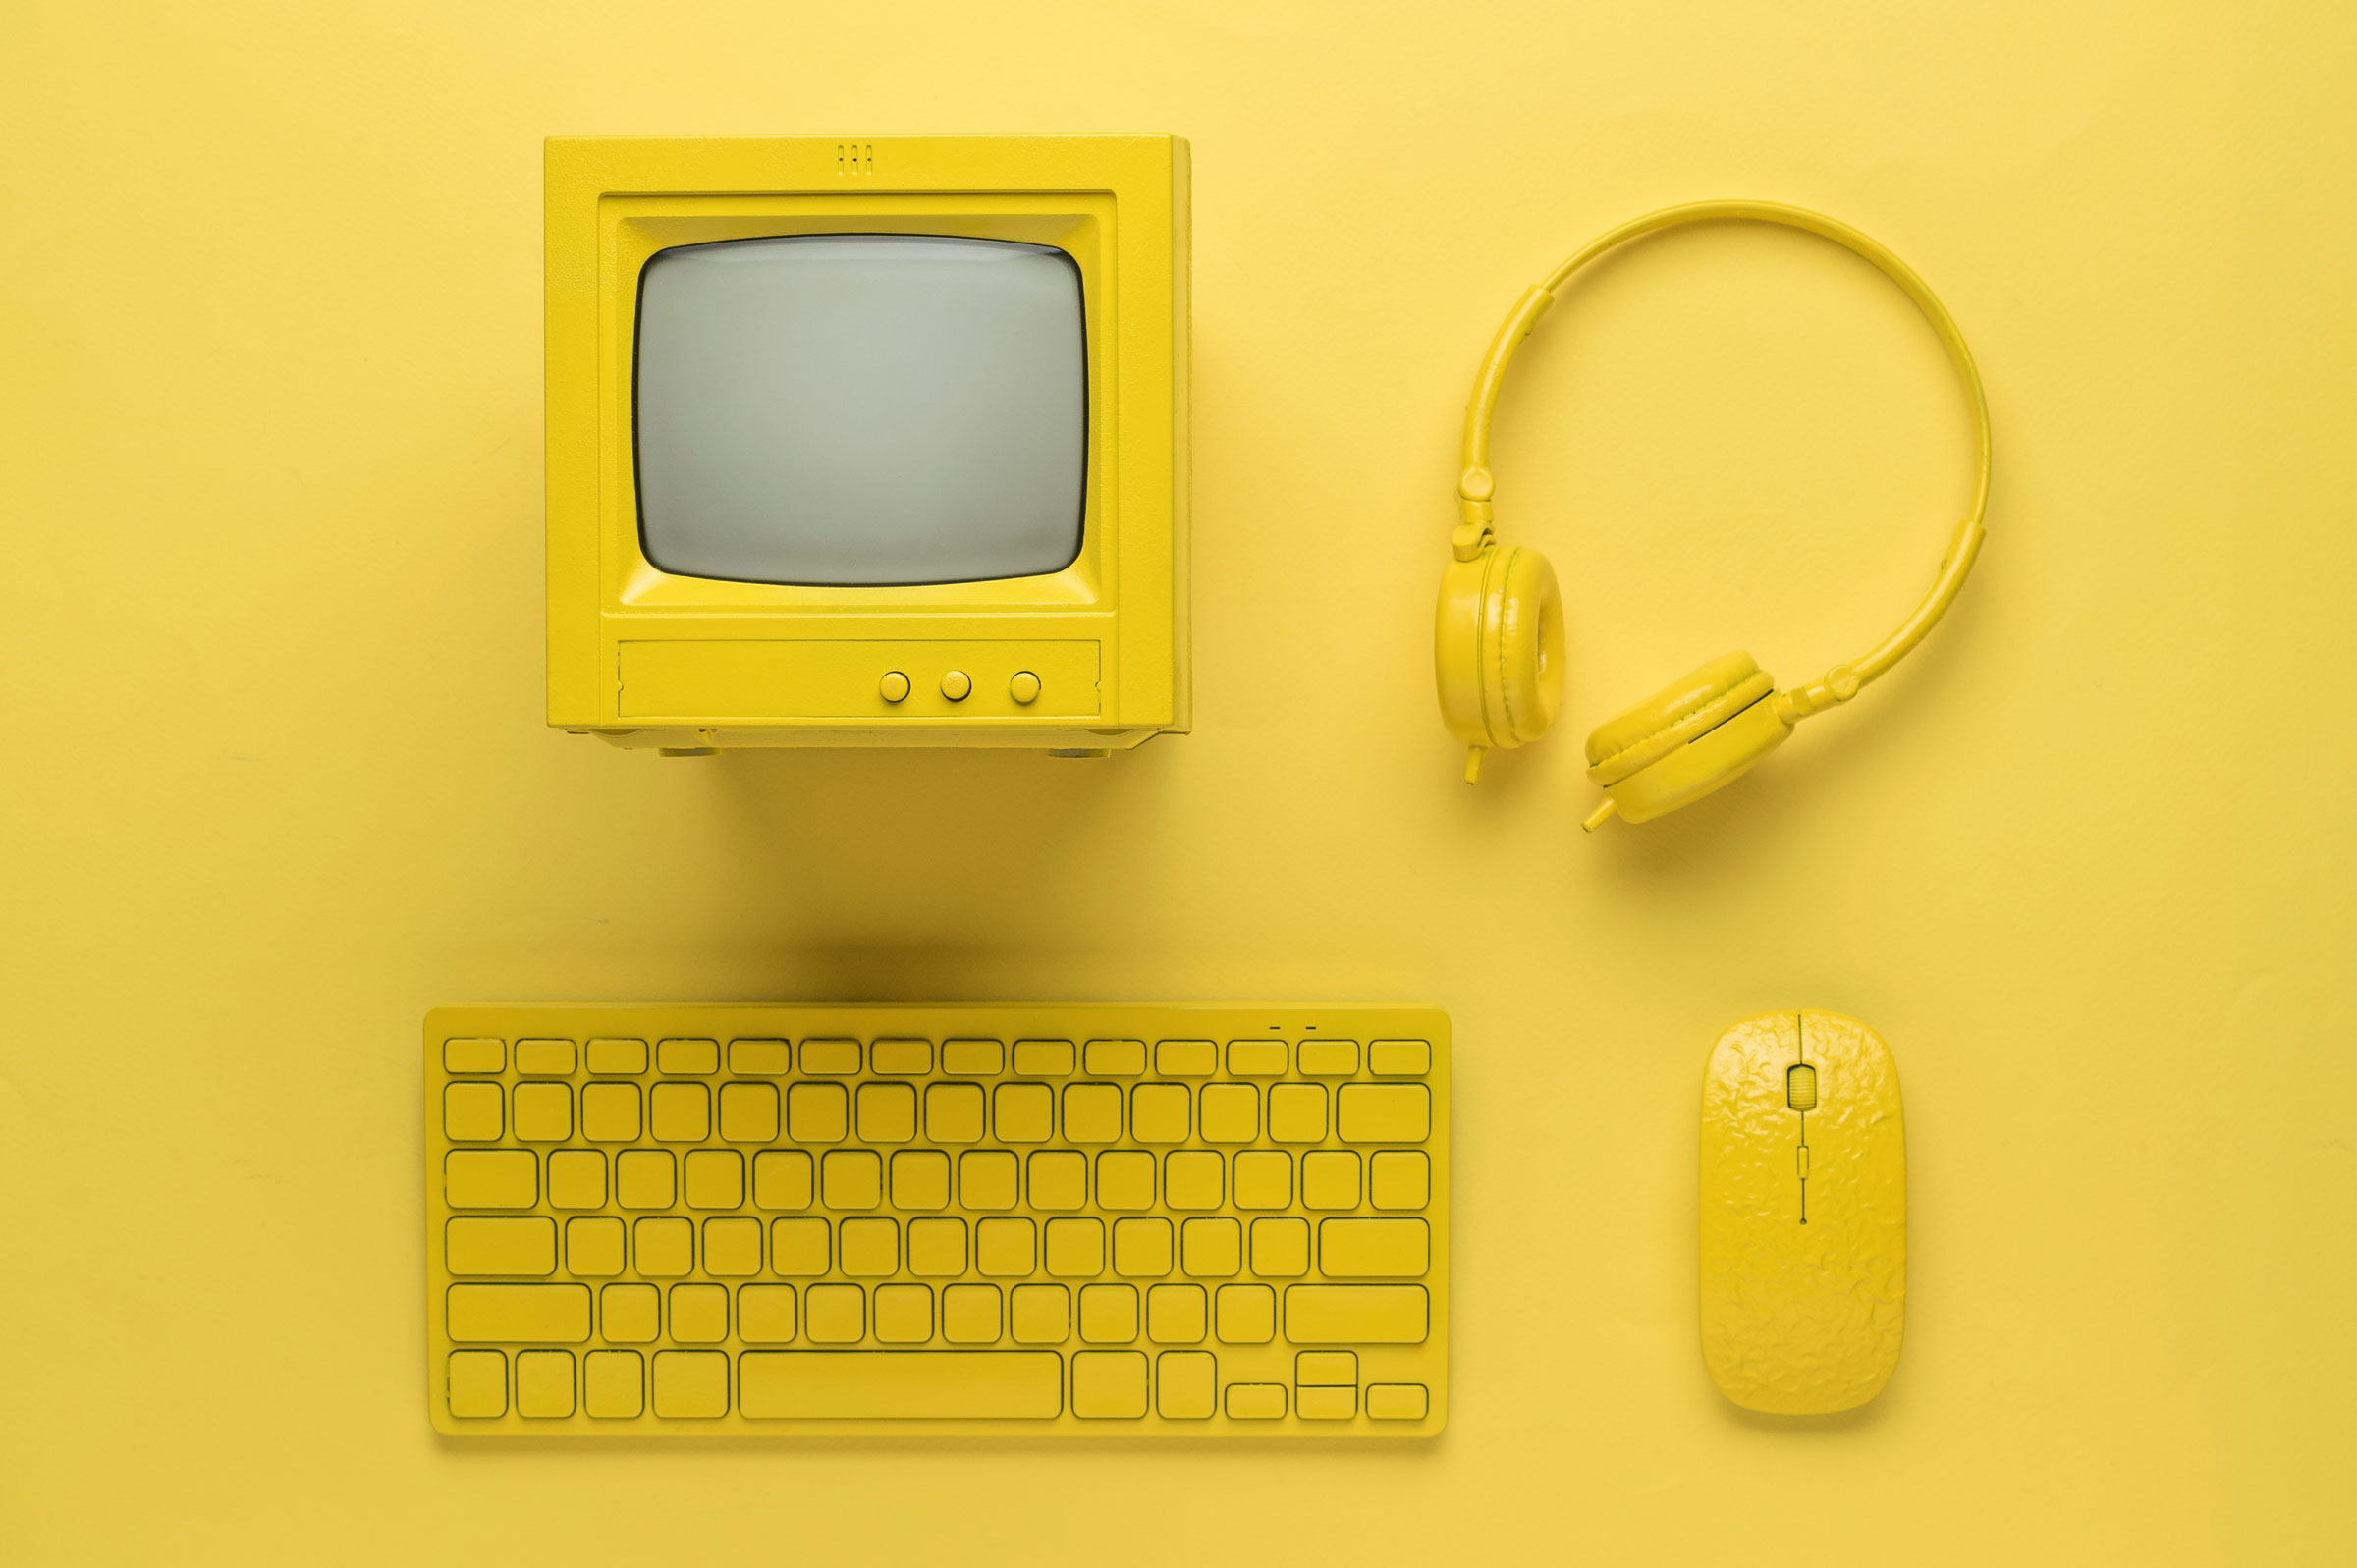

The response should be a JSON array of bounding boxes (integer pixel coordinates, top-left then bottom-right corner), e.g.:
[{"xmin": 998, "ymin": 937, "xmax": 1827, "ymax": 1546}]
[
  {"xmin": 879, "ymin": 671, "xmax": 910, "ymax": 703},
  {"xmin": 941, "ymin": 670, "xmax": 972, "ymax": 701},
  {"xmin": 1010, "ymin": 671, "xmax": 1041, "ymax": 704}
]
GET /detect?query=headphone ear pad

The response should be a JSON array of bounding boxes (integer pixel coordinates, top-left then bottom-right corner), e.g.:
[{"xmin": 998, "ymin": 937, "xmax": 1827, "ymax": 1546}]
[
  {"xmin": 1586, "ymin": 651, "xmax": 1790, "ymax": 822},
  {"xmin": 1435, "ymin": 544, "xmax": 1563, "ymax": 750}
]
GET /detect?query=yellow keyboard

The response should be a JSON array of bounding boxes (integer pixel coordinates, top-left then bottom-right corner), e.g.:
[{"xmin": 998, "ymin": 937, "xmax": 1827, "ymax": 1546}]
[{"xmin": 426, "ymin": 1005, "xmax": 1448, "ymax": 1436}]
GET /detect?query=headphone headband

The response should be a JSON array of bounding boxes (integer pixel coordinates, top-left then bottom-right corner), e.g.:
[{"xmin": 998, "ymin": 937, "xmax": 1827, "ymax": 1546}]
[{"xmin": 1452, "ymin": 200, "xmax": 1992, "ymax": 719}]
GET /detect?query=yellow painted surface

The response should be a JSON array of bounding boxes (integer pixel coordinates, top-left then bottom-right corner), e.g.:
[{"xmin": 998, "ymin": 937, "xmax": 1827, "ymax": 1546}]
[{"xmin": 0, "ymin": 2, "xmax": 2350, "ymax": 1562}]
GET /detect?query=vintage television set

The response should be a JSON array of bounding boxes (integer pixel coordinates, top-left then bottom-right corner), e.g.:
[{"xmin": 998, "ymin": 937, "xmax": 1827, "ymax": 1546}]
[{"xmin": 544, "ymin": 135, "xmax": 1189, "ymax": 754}]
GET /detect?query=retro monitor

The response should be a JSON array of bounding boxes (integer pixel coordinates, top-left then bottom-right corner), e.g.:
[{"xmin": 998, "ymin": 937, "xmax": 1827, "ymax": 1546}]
[{"xmin": 544, "ymin": 135, "xmax": 1189, "ymax": 753}]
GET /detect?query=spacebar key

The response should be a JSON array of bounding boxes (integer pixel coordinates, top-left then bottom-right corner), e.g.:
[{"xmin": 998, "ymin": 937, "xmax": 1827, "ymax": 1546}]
[{"xmin": 739, "ymin": 1351, "xmax": 1065, "ymax": 1420}]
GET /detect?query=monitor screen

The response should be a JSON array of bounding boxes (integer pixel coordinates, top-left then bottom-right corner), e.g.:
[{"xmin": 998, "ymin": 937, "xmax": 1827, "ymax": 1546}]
[{"xmin": 633, "ymin": 235, "xmax": 1088, "ymax": 587}]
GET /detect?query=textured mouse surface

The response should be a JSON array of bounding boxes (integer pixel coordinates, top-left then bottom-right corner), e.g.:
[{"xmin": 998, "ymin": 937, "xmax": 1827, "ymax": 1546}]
[
  {"xmin": 1584, "ymin": 651, "xmax": 1775, "ymax": 785},
  {"xmin": 1699, "ymin": 1010, "xmax": 1904, "ymax": 1415}
]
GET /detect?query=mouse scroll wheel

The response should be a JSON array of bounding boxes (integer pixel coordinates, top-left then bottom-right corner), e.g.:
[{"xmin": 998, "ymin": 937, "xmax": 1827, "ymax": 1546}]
[{"xmin": 1785, "ymin": 1063, "xmax": 1818, "ymax": 1111}]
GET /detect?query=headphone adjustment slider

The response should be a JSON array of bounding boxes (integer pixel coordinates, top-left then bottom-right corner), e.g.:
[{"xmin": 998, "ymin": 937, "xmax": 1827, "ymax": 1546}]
[
  {"xmin": 1776, "ymin": 664, "xmax": 1863, "ymax": 723},
  {"xmin": 1450, "ymin": 518, "xmax": 1493, "ymax": 561}
]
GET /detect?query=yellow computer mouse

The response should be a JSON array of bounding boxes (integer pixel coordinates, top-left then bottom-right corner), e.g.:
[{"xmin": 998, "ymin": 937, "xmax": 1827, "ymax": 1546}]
[{"xmin": 1699, "ymin": 1010, "xmax": 1905, "ymax": 1415}]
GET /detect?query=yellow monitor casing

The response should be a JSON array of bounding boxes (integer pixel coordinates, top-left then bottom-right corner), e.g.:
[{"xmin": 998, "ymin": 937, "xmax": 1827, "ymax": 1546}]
[{"xmin": 545, "ymin": 135, "xmax": 1189, "ymax": 752}]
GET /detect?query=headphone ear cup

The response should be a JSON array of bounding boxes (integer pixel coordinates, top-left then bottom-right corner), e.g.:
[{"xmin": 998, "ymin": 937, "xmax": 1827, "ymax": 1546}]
[
  {"xmin": 1435, "ymin": 543, "xmax": 1564, "ymax": 751},
  {"xmin": 1586, "ymin": 652, "xmax": 1788, "ymax": 822}
]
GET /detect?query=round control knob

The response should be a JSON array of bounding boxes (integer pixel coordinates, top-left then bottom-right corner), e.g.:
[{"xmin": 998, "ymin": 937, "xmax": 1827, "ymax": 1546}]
[
  {"xmin": 940, "ymin": 670, "xmax": 972, "ymax": 702},
  {"xmin": 879, "ymin": 671, "xmax": 910, "ymax": 703},
  {"xmin": 1009, "ymin": 671, "xmax": 1042, "ymax": 705}
]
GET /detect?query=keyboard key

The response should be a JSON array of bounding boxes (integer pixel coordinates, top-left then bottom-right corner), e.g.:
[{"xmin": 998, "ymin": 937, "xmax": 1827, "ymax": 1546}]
[
  {"xmin": 684, "ymin": 1149, "xmax": 743, "ymax": 1209},
  {"xmin": 580, "ymin": 1083, "xmax": 641, "ymax": 1142},
  {"xmin": 1079, "ymin": 1283, "xmax": 1138, "ymax": 1342},
  {"xmin": 652, "ymin": 1350, "xmax": 729, "ymax": 1418},
  {"xmin": 943, "ymin": 1283, "xmax": 1002, "ymax": 1344},
  {"xmin": 1130, "ymin": 1083, "xmax": 1189, "ymax": 1143},
  {"xmin": 585, "ymin": 1038, "xmax": 646, "ymax": 1076},
  {"xmin": 1283, "ymin": 1284, "xmax": 1430, "ymax": 1343},
  {"xmin": 445, "ymin": 1150, "xmax": 535, "ymax": 1209},
  {"xmin": 1180, "ymin": 1217, "xmax": 1242, "ymax": 1277},
  {"xmin": 1226, "ymin": 1040, "xmax": 1287, "ymax": 1076},
  {"xmin": 616, "ymin": 1150, "xmax": 675, "ymax": 1209},
  {"xmin": 1044, "ymin": 1217, "xmax": 1105, "ymax": 1277},
  {"xmin": 771, "ymin": 1217, "xmax": 830, "ymax": 1275},
  {"xmin": 856, "ymin": 1082, "xmax": 916, "ymax": 1143},
  {"xmin": 444, "ymin": 1082, "xmax": 503, "ymax": 1142},
  {"xmin": 976, "ymin": 1217, "xmax": 1036, "ymax": 1276},
  {"xmin": 702, "ymin": 1217, "xmax": 761, "ymax": 1275},
  {"xmin": 1028, "ymin": 1150, "xmax": 1087, "ymax": 1210},
  {"xmin": 512, "ymin": 1082, "xmax": 572, "ymax": 1143},
  {"xmin": 839, "ymin": 1217, "xmax": 899, "ymax": 1276},
  {"xmin": 1302, "ymin": 1150, "xmax": 1361, "ymax": 1210},
  {"xmin": 1338, "ymin": 1084, "xmax": 1430, "ymax": 1144},
  {"xmin": 959, "ymin": 1150, "xmax": 1019, "ymax": 1209},
  {"xmin": 1165, "ymin": 1151, "xmax": 1223, "ymax": 1210},
  {"xmin": 788, "ymin": 1082, "xmax": 848, "ymax": 1142},
  {"xmin": 753, "ymin": 1150, "xmax": 813, "ymax": 1210},
  {"xmin": 1097, "ymin": 1151, "xmax": 1154, "ymax": 1210},
  {"xmin": 1366, "ymin": 1382, "xmax": 1430, "ymax": 1420},
  {"xmin": 871, "ymin": 1038, "xmax": 933, "ymax": 1075},
  {"xmin": 804, "ymin": 1283, "xmax": 864, "ymax": 1343},
  {"xmin": 1216, "ymin": 1284, "xmax": 1276, "ymax": 1344},
  {"xmin": 1083, "ymin": 1039, "xmax": 1146, "ymax": 1075},
  {"xmin": 941, "ymin": 1038, "xmax": 1004, "ymax": 1075},
  {"xmin": 1297, "ymin": 1040, "xmax": 1359, "ymax": 1077},
  {"xmin": 892, "ymin": 1149, "xmax": 951, "ymax": 1210},
  {"xmin": 738, "ymin": 1351, "xmax": 1064, "ymax": 1420},
  {"xmin": 874, "ymin": 1283, "xmax": 934, "ymax": 1343},
  {"xmin": 1268, "ymin": 1084, "xmax": 1327, "ymax": 1144},
  {"xmin": 1232, "ymin": 1151, "xmax": 1290, "ymax": 1209},
  {"xmin": 657, "ymin": 1037, "xmax": 718, "ymax": 1075},
  {"xmin": 444, "ymin": 1038, "xmax": 504, "ymax": 1074},
  {"xmin": 728, "ymin": 1038, "xmax": 791, "ymax": 1075},
  {"xmin": 447, "ymin": 1350, "xmax": 506, "ymax": 1417},
  {"xmin": 1063, "ymin": 1083, "xmax": 1121, "ymax": 1142},
  {"xmin": 1010, "ymin": 1283, "xmax": 1069, "ymax": 1344},
  {"xmin": 448, "ymin": 1283, "xmax": 591, "ymax": 1343},
  {"xmin": 1225, "ymin": 1382, "xmax": 1286, "ymax": 1418},
  {"xmin": 994, "ymin": 1083, "xmax": 1053, "ymax": 1143},
  {"xmin": 1199, "ymin": 1084, "xmax": 1258, "ymax": 1143},
  {"xmin": 799, "ymin": 1038, "xmax": 860, "ymax": 1075},
  {"xmin": 738, "ymin": 1284, "xmax": 796, "ymax": 1343},
  {"xmin": 1319, "ymin": 1217, "xmax": 1430, "ymax": 1277},
  {"xmin": 1297, "ymin": 1350, "xmax": 1357, "ymax": 1385},
  {"xmin": 719, "ymin": 1082, "xmax": 779, "ymax": 1143},
  {"xmin": 1113, "ymin": 1217, "xmax": 1173, "ymax": 1277},
  {"xmin": 1369, "ymin": 1150, "xmax": 1430, "ymax": 1210},
  {"xmin": 650, "ymin": 1082, "xmax": 709, "ymax": 1142},
  {"xmin": 446, "ymin": 1217, "xmax": 556, "ymax": 1276},
  {"xmin": 516, "ymin": 1350, "xmax": 575, "ymax": 1418},
  {"xmin": 1148, "ymin": 1283, "xmax": 1208, "ymax": 1343},
  {"xmin": 1071, "ymin": 1351, "xmax": 1149, "ymax": 1418},
  {"xmin": 515, "ymin": 1039, "xmax": 576, "ymax": 1076},
  {"xmin": 547, "ymin": 1150, "xmax": 605, "ymax": 1210},
  {"xmin": 924, "ymin": 1082, "xmax": 985, "ymax": 1142},
  {"xmin": 821, "ymin": 1149, "xmax": 881, "ymax": 1210},
  {"xmin": 669, "ymin": 1283, "xmax": 728, "ymax": 1343},
  {"xmin": 1155, "ymin": 1040, "xmax": 1217, "ymax": 1076},
  {"xmin": 566, "ymin": 1217, "xmax": 624, "ymax": 1276},
  {"xmin": 1369, "ymin": 1040, "xmax": 1430, "ymax": 1076},
  {"xmin": 583, "ymin": 1350, "xmax": 643, "ymax": 1418},
  {"xmin": 1251, "ymin": 1217, "xmax": 1310, "ymax": 1277},
  {"xmin": 1298, "ymin": 1385, "xmax": 1356, "ymax": 1420},
  {"xmin": 1157, "ymin": 1351, "xmax": 1217, "ymax": 1418},
  {"xmin": 1012, "ymin": 1039, "xmax": 1073, "ymax": 1076},
  {"xmin": 634, "ymin": 1217, "xmax": 692, "ymax": 1276},
  {"xmin": 907, "ymin": 1217, "xmax": 967, "ymax": 1276}
]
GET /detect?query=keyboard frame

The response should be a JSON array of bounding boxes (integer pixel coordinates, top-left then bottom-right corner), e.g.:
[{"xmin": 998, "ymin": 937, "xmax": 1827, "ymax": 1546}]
[{"xmin": 425, "ymin": 1004, "xmax": 1448, "ymax": 1437}]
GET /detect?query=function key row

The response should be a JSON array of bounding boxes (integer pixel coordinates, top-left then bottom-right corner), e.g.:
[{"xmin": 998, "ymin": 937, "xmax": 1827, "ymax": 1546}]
[{"xmin": 445, "ymin": 1036, "xmax": 1433, "ymax": 1080}]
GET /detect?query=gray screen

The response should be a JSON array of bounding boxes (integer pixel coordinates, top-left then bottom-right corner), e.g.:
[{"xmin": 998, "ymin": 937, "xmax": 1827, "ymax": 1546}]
[{"xmin": 633, "ymin": 235, "xmax": 1086, "ymax": 586}]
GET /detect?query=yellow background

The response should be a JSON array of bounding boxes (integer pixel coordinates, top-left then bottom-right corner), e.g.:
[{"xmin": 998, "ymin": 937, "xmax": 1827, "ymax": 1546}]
[{"xmin": 2, "ymin": 2, "xmax": 2349, "ymax": 1561}]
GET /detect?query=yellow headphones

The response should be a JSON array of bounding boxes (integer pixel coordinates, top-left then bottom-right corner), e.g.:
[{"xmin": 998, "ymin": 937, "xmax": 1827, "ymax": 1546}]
[{"xmin": 1434, "ymin": 200, "xmax": 1992, "ymax": 829}]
